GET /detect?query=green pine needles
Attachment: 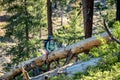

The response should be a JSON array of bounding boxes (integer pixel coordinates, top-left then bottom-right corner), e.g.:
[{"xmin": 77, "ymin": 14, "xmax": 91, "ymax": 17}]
[{"xmin": 2, "ymin": 0, "xmax": 47, "ymax": 64}]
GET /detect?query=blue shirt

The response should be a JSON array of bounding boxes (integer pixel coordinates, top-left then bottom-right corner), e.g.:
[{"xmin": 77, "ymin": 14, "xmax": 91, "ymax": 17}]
[{"xmin": 46, "ymin": 41, "xmax": 57, "ymax": 53}]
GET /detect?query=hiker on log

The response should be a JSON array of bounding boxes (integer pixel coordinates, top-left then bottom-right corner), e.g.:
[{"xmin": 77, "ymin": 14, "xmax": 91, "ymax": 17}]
[
  {"xmin": 44, "ymin": 35, "xmax": 57, "ymax": 59},
  {"xmin": 43, "ymin": 35, "xmax": 59, "ymax": 71}
]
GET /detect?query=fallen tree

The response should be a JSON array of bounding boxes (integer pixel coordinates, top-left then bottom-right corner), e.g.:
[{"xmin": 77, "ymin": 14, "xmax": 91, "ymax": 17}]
[
  {"xmin": 0, "ymin": 32, "xmax": 110, "ymax": 80},
  {"xmin": 30, "ymin": 58, "xmax": 101, "ymax": 80}
]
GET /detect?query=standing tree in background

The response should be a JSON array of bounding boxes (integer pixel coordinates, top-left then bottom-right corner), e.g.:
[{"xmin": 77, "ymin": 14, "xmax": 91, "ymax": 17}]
[
  {"xmin": 82, "ymin": 0, "xmax": 94, "ymax": 54},
  {"xmin": 2, "ymin": 0, "xmax": 47, "ymax": 64},
  {"xmin": 59, "ymin": 0, "xmax": 67, "ymax": 26},
  {"xmin": 116, "ymin": 0, "xmax": 120, "ymax": 20},
  {"xmin": 24, "ymin": 0, "xmax": 29, "ymax": 42},
  {"xmin": 32, "ymin": 0, "xmax": 47, "ymax": 39},
  {"xmin": 82, "ymin": 0, "xmax": 94, "ymax": 39},
  {"xmin": 47, "ymin": 0, "xmax": 53, "ymax": 36}
]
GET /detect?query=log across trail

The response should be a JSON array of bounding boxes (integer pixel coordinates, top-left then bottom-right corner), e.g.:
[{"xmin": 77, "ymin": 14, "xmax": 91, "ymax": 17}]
[
  {"xmin": 30, "ymin": 58, "xmax": 101, "ymax": 80},
  {"xmin": 0, "ymin": 32, "xmax": 110, "ymax": 80}
]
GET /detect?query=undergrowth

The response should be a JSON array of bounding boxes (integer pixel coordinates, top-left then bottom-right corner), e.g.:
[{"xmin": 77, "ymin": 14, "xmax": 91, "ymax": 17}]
[{"xmin": 50, "ymin": 21, "xmax": 120, "ymax": 80}]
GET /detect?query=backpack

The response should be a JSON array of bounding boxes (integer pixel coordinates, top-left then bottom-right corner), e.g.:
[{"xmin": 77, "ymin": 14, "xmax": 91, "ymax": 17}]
[
  {"xmin": 44, "ymin": 40, "xmax": 49, "ymax": 49},
  {"xmin": 44, "ymin": 35, "xmax": 56, "ymax": 50},
  {"xmin": 44, "ymin": 40, "xmax": 56, "ymax": 51},
  {"xmin": 44, "ymin": 35, "xmax": 52, "ymax": 49}
]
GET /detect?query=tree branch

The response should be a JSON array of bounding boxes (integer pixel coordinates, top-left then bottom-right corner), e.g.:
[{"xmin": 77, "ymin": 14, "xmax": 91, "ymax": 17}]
[
  {"xmin": 21, "ymin": 67, "xmax": 30, "ymax": 80},
  {"xmin": 103, "ymin": 19, "xmax": 120, "ymax": 44}
]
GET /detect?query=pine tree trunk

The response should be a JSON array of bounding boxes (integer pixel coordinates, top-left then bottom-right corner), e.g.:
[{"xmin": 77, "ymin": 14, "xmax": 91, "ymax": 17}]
[
  {"xmin": 116, "ymin": 0, "xmax": 120, "ymax": 20},
  {"xmin": 0, "ymin": 32, "xmax": 110, "ymax": 80},
  {"xmin": 47, "ymin": 0, "xmax": 53, "ymax": 36},
  {"xmin": 24, "ymin": 0, "xmax": 29, "ymax": 57},
  {"xmin": 24, "ymin": 0, "xmax": 29, "ymax": 41},
  {"xmin": 82, "ymin": 0, "xmax": 94, "ymax": 38},
  {"xmin": 82, "ymin": 0, "xmax": 94, "ymax": 54}
]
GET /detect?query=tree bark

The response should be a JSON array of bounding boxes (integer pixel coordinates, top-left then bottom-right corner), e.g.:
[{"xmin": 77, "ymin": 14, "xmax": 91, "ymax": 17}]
[
  {"xmin": 82, "ymin": 0, "xmax": 94, "ymax": 54},
  {"xmin": 82, "ymin": 0, "xmax": 94, "ymax": 38},
  {"xmin": 24, "ymin": 0, "xmax": 29, "ymax": 41},
  {"xmin": 24, "ymin": 0, "xmax": 29, "ymax": 57},
  {"xmin": 47, "ymin": 0, "xmax": 53, "ymax": 36},
  {"xmin": 116, "ymin": 0, "xmax": 120, "ymax": 20},
  {"xmin": 30, "ymin": 58, "xmax": 101, "ymax": 80},
  {"xmin": 0, "ymin": 32, "xmax": 110, "ymax": 80}
]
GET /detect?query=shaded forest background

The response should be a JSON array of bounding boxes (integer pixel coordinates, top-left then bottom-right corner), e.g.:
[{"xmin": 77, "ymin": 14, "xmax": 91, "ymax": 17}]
[{"xmin": 0, "ymin": 0, "xmax": 120, "ymax": 80}]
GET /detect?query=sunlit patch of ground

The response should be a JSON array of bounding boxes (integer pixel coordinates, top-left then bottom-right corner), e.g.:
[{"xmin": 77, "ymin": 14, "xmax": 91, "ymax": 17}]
[
  {"xmin": 0, "ymin": 28, "xmax": 5, "ymax": 36},
  {"xmin": 0, "ymin": 22, "xmax": 8, "ymax": 36}
]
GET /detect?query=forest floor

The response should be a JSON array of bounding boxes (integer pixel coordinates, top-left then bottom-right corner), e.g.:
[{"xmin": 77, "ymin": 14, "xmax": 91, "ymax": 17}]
[
  {"xmin": 0, "ymin": 11, "xmax": 15, "ymax": 76},
  {"xmin": 0, "ymin": 1, "xmax": 105, "ymax": 76}
]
